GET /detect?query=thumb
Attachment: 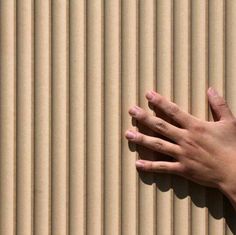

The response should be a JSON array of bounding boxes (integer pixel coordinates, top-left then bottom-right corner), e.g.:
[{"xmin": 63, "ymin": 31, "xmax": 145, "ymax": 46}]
[{"xmin": 207, "ymin": 87, "xmax": 234, "ymax": 121}]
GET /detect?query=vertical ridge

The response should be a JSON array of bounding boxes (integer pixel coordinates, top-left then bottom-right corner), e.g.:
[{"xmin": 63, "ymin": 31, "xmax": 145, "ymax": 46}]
[
  {"xmin": 171, "ymin": 2, "xmax": 174, "ymax": 233},
  {"xmin": 66, "ymin": 1, "xmax": 70, "ymax": 234},
  {"xmin": 190, "ymin": 0, "xmax": 208, "ymax": 234},
  {"xmin": 104, "ymin": 0, "xmax": 121, "ymax": 234},
  {"xmin": 156, "ymin": 1, "xmax": 173, "ymax": 234},
  {"xmin": 189, "ymin": 2, "xmax": 192, "ymax": 234},
  {"xmin": 118, "ymin": 0, "xmax": 122, "ymax": 234},
  {"xmin": 172, "ymin": 0, "xmax": 191, "ymax": 234},
  {"xmin": 223, "ymin": 0, "xmax": 226, "ymax": 99},
  {"xmin": 16, "ymin": 0, "xmax": 34, "ymax": 234},
  {"xmin": 136, "ymin": 1, "xmax": 139, "ymax": 234},
  {"xmin": 119, "ymin": 0, "xmax": 122, "ymax": 233},
  {"xmin": 86, "ymin": 0, "xmax": 104, "ymax": 234},
  {"xmin": 222, "ymin": 2, "xmax": 226, "ymax": 233},
  {"xmin": 69, "ymin": 0, "xmax": 86, "ymax": 234},
  {"xmin": 49, "ymin": 2, "xmax": 52, "ymax": 234},
  {"xmin": 85, "ymin": 0, "xmax": 88, "ymax": 233},
  {"xmin": 138, "ymin": 1, "xmax": 156, "ymax": 234},
  {"xmin": 31, "ymin": 2, "xmax": 35, "ymax": 234},
  {"xmin": 102, "ymin": 1, "xmax": 105, "ymax": 234},
  {"xmin": 121, "ymin": 0, "xmax": 139, "ymax": 234},
  {"xmin": 207, "ymin": 1, "xmax": 225, "ymax": 233},
  {"xmin": 51, "ymin": 0, "xmax": 68, "ymax": 234},
  {"xmin": 0, "ymin": 1, "xmax": 16, "ymax": 234},
  {"xmin": 34, "ymin": 1, "xmax": 51, "ymax": 234},
  {"xmin": 225, "ymin": 0, "xmax": 236, "ymax": 233}
]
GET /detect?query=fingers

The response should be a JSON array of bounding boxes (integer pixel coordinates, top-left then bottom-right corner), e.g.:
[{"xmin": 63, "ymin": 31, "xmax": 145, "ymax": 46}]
[
  {"xmin": 207, "ymin": 87, "xmax": 234, "ymax": 121},
  {"xmin": 128, "ymin": 106, "xmax": 183, "ymax": 142},
  {"xmin": 135, "ymin": 159, "xmax": 183, "ymax": 175},
  {"xmin": 145, "ymin": 91, "xmax": 197, "ymax": 128},
  {"xmin": 125, "ymin": 130, "xmax": 182, "ymax": 159}
]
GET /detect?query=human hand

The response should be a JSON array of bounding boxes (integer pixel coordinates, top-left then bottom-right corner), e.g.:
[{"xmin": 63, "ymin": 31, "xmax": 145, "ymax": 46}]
[{"xmin": 125, "ymin": 88, "xmax": 236, "ymax": 210}]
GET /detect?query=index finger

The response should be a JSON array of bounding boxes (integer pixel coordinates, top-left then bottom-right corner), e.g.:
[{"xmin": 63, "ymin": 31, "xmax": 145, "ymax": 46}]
[{"xmin": 146, "ymin": 91, "xmax": 197, "ymax": 128}]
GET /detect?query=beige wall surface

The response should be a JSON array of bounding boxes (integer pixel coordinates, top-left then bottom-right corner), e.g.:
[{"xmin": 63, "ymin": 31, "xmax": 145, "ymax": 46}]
[{"xmin": 0, "ymin": 0, "xmax": 236, "ymax": 234}]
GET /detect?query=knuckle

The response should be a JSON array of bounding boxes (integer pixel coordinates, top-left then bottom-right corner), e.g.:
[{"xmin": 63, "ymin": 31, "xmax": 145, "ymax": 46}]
[
  {"xmin": 215, "ymin": 97, "xmax": 227, "ymax": 107},
  {"xmin": 179, "ymin": 147, "xmax": 189, "ymax": 158},
  {"xmin": 149, "ymin": 162, "xmax": 155, "ymax": 171},
  {"xmin": 154, "ymin": 95, "xmax": 163, "ymax": 105},
  {"xmin": 179, "ymin": 163, "xmax": 194, "ymax": 176},
  {"xmin": 168, "ymin": 163, "xmax": 183, "ymax": 175},
  {"xmin": 185, "ymin": 139, "xmax": 197, "ymax": 148},
  {"xmin": 137, "ymin": 133, "xmax": 144, "ymax": 143},
  {"xmin": 230, "ymin": 119, "xmax": 236, "ymax": 128},
  {"xmin": 184, "ymin": 165, "xmax": 196, "ymax": 179},
  {"xmin": 154, "ymin": 119, "xmax": 167, "ymax": 132},
  {"xmin": 181, "ymin": 134, "xmax": 198, "ymax": 151},
  {"xmin": 153, "ymin": 140, "xmax": 164, "ymax": 151},
  {"xmin": 191, "ymin": 122, "xmax": 206, "ymax": 133},
  {"xmin": 179, "ymin": 146, "xmax": 192, "ymax": 161},
  {"xmin": 158, "ymin": 163, "xmax": 169, "ymax": 173},
  {"xmin": 168, "ymin": 104, "xmax": 180, "ymax": 117},
  {"xmin": 143, "ymin": 161, "xmax": 154, "ymax": 172},
  {"xmin": 138, "ymin": 110, "xmax": 148, "ymax": 121},
  {"xmin": 177, "ymin": 165, "xmax": 186, "ymax": 176}
]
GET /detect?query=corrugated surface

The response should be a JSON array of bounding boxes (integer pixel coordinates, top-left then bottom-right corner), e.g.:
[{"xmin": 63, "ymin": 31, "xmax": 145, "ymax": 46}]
[{"xmin": 0, "ymin": 0, "xmax": 236, "ymax": 234}]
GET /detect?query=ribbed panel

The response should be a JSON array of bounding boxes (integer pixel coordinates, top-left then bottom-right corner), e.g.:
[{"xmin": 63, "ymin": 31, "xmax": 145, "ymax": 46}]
[{"xmin": 0, "ymin": 1, "xmax": 236, "ymax": 234}]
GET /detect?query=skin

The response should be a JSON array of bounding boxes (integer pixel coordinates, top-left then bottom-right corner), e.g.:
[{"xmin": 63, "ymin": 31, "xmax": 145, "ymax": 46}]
[{"xmin": 125, "ymin": 87, "xmax": 236, "ymax": 211}]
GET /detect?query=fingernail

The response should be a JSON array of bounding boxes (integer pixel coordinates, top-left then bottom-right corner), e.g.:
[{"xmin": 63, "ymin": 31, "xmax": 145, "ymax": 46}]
[
  {"xmin": 129, "ymin": 106, "xmax": 139, "ymax": 116},
  {"xmin": 146, "ymin": 91, "xmax": 154, "ymax": 100},
  {"xmin": 209, "ymin": 87, "xmax": 219, "ymax": 97},
  {"xmin": 125, "ymin": 130, "xmax": 136, "ymax": 139},
  {"xmin": 136, "ymin": 161, "xmax": 144, "ymax": 168}
]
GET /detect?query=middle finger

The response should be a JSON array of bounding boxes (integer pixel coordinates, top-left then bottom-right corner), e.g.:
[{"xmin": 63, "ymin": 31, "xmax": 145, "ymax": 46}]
[{"xmin": 129, "ymin": 105, "xmax": 184, "ymax": 143}]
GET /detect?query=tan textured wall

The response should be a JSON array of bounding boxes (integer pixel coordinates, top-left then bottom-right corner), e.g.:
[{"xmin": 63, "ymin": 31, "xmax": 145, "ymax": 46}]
[{"xmin": 0, "ymin": 0, "xmax": 236, "ymax": 234}]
